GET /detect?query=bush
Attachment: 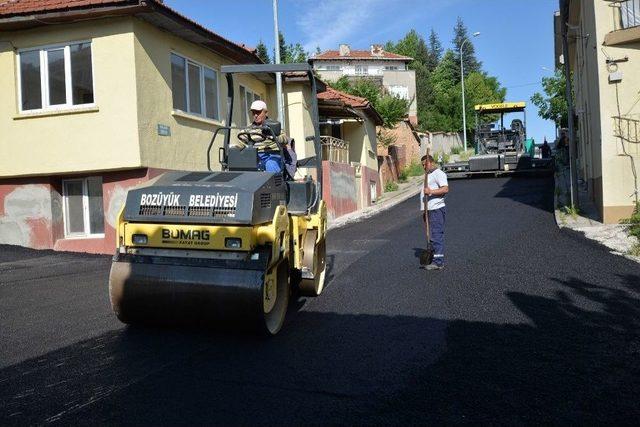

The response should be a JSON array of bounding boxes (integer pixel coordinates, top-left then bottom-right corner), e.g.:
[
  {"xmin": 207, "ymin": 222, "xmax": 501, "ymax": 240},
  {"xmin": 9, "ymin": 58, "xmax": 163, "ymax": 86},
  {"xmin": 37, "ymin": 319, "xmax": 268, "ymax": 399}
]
[
  {"xmin": 450, "ymin": 146, "xmax": 462, "ymax": 155},
  {"xmin": 398, "ymin": 169, "xmax": 409, "ymax": 183},
  {"xmin": 384, "ymin": 181, "xmax": 399, "ymax": 192},
  {"xmin": 435, "ymin": 151, "xmax": 450, "ymax": 165},
  {"xmin": 406, "ymin": 161, "xmax": 424, "ymax": 177},
  {"xmin": 621, "ymin": 203, "xmax": 640, "ymax": 239}
]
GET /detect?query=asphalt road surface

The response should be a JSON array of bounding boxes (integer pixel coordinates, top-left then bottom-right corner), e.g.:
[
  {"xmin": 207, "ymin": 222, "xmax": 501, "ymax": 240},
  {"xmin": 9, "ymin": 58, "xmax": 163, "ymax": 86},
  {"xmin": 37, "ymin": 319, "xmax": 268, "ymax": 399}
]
[{"xmin": 2, "ymin": 176, "xmax": 640, "ymax": 425}]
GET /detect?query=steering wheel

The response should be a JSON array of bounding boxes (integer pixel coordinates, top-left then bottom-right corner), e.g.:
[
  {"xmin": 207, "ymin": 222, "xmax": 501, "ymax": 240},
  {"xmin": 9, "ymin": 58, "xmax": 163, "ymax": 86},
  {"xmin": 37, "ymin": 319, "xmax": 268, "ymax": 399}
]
[{"xmin": 237, "ymin": 129, "xmax": 267, "ymax": 145}]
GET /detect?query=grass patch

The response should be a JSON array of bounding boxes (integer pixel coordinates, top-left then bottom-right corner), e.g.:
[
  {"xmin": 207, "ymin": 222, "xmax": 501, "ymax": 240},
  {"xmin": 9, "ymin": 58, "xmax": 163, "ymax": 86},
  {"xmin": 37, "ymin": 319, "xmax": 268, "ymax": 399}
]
[
  {"xmin": 459, "ymin": 149, "xmax": 474, "ymax": 162},
  {"xmin": 620, "ymin": 203, "xmax": 640, "ymax": 239},
  {"xmin": 398, "ymin": 169, "xmax": 408, "ymax": 183},
  {"xmin": 629, "ymin": 243, "xmax": 640, "ymax": 257},
  {"xmin": 450, "ymin": 146, "xmax": 463, "ymax": 155},
  {"xmin": 561, "ymin": 204, "xmax": 580, "ymax": 220},
  {"xmin": 384, "ymin": 181, "xmax": 399, "ymax": 192},
  {"xmin": 405, "ymin": 161, "xmax": 424, "ymax": 177}
]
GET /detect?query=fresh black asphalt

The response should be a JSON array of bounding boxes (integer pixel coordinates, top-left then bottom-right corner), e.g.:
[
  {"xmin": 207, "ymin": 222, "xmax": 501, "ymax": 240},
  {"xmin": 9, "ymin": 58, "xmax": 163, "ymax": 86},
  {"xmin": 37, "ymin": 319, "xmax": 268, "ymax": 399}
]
[{"xmin": 1, "ymin": 176, "xmax": 639, "ymax": 425}]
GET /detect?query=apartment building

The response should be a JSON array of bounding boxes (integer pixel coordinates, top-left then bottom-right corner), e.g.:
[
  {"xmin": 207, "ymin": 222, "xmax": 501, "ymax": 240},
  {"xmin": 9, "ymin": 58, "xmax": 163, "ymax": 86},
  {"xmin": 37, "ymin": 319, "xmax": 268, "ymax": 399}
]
[
  {"xmin": 310, "ymin": 44, "xmax": 417, "ymax": 125},
  {"xmin": 557, "ymin": 0, "xmax": 640, "ymax": 223}
]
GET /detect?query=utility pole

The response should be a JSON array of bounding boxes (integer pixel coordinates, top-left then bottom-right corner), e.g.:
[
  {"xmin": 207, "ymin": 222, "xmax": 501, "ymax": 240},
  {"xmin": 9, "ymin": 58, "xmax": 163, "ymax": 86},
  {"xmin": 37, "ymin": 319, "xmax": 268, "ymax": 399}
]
[
  {"xmin": 560, "ymin": 0, "xmax": 579, "ymax": 208},
  {"xmin": 460, "ymin": 32, "xmax": 480, "ymax": 152},
  {"xmin": 273, "ymin": 0, "xmax": 285, "ymax": 124}
]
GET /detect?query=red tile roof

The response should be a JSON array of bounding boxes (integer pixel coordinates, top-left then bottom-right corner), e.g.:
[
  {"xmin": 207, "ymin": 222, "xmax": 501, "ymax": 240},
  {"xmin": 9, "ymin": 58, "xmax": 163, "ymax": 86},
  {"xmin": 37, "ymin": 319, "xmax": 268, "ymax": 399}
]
[
  {"xmin": 318, "ymin": 87, "xmax": 369, "ymax": 108},
  {"xmin": 0, "ymin": 0, "xmax": 259, "ymax": 60},
  {"xmin": 312, "ymin": 49, "xmax": 413, "ymax": 61},
  {"xmin": 0, "ymin": 0, "xmax": 134, "ymax": 16}
]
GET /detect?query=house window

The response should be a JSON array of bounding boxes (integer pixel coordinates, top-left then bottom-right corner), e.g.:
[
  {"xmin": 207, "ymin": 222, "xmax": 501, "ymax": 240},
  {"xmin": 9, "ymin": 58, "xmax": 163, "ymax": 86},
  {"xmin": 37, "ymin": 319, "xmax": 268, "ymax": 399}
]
[
  {"xmin": 63, "ymin": 177, "xmax": 104, "ymax": 237},
  {"xmin": 384, "ymin": 65, "xmax": 399, "ymax": 71},
  {"xmin": 171, "ymin": 53, "xmax": 220, "ymax": 121},
  {"xmin": 18, "ymin": 41, "xmax": 94, "ymax": 112},
  {"xmin": 326, "ymin": 65, "xmax": 341, "ymax": 71},
  {"xmin": 239, "ymin": 85, "xmax": 262, "ymax": 126},
  {"xmin": 355, "ymin": 65, "xmax": 368, "ymax": 75}
]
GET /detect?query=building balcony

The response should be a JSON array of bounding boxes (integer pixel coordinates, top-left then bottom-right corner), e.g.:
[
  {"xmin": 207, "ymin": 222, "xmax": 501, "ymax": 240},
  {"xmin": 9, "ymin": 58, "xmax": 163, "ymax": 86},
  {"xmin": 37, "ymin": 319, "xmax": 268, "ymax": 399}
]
[
  {"xmin": 613, "ymin": 115, "xmax": 640, "ymax": 144},
  {"xmin": 604, "ymin": 0, "xmax": 640, "ymax": 45},
  {"xmin": 320, "ymin": 136, "xmax": 350, "ymax": 163}
]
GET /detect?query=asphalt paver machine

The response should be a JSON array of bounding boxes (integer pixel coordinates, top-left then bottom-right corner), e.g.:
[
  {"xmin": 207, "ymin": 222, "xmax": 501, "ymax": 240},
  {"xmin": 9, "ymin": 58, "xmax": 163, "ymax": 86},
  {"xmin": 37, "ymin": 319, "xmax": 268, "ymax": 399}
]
[
  {"xmin": 443, "ymin": 102, "xmax": 541, "ymax": 178},
  {"xmin": 108, "ymin": 63, "xmax": 327, "ymax": 335}
]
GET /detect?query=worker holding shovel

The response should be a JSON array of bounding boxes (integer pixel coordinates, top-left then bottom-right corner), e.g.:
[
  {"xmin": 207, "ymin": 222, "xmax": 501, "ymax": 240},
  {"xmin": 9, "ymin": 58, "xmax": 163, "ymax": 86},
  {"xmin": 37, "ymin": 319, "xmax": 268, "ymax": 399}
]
[{"xmin": 420, "ymin": 154, "xmax": 449, "ymax": 270}]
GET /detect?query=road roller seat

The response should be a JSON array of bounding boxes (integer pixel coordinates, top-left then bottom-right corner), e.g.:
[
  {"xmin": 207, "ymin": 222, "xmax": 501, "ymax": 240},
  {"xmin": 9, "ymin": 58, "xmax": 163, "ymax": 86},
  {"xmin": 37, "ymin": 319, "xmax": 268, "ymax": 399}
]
[{"xmin": 228, "ymin": 145, "xmax": 259, "ymax": 171}]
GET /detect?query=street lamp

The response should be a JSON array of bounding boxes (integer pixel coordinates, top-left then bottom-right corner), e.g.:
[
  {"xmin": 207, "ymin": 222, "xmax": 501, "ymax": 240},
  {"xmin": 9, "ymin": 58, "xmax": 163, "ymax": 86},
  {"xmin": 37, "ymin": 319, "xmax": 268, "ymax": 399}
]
[{"xmin": 460, "ymin": 31, "xmax": 480, "ymax": 152}]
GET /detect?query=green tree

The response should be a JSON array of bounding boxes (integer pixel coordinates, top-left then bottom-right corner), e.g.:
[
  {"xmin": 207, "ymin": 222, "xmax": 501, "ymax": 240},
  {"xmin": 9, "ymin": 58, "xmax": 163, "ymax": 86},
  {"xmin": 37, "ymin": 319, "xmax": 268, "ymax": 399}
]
[
  {"xmin": 255, "ymin": 39, "xmax": 270, "ymax": 64},
  {"xmin": 426, "ymin": 29, "xmax": 442, "ymax": 72},
  {"xmin": 452, "ymin": 17, "xmax": 481, "ymax": 78},
  {"xmin": 424, "ymin": 50, "xmax": 505, "ymax": 134},
  {"xmin": 531, "ymin": 68, "xmax": 570, "ymax": 128},
  {"xmin": 328, "ymin": 77, "xmax": 408, "ymax": 129},
  {"xmin": 277, "ymin": 32, "xmax": 307, "ymax": 63},
  {"xmin": 376, "ymin": 94, "xmax": 410, "ymax": 128}
]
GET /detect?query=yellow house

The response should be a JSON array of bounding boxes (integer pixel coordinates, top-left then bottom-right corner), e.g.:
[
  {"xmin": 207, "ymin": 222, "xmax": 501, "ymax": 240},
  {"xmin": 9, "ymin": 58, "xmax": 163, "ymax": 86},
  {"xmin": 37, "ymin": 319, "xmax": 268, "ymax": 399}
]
[
  {"xmin": 557, "ymin": 0, "xmax": 640, "ymax": 223},
  {"xmin": 0, "ymin": 0, "xmax": 382, "ymax": 253},
  {"xmin": 0, "ymin": 0, "xmax": 279, "ymax": 254}
]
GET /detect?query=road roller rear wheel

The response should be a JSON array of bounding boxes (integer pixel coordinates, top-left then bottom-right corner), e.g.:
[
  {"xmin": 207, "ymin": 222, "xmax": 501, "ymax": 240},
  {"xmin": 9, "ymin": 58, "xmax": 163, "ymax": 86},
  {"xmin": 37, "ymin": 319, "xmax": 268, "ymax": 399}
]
[
  {"xmin": 299, "ymin": 230, "xmax": 326, "ymax": 297},
  {"xmin": 263, "ymin": 258, "xmax": 290, "ymax": 335}
]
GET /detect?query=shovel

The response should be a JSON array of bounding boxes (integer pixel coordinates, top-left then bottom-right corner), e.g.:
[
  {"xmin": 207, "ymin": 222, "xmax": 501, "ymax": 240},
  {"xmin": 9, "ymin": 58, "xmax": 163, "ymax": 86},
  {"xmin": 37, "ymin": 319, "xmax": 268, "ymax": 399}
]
[{"xmin": 420, "ymin": 194, "xmax": 435, "ymax": 266}]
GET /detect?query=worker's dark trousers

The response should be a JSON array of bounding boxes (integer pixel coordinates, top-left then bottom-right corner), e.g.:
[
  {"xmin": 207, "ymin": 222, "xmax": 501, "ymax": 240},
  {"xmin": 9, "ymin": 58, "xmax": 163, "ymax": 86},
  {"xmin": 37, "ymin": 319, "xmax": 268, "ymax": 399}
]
[{"xmin": 428, "ymin": 207, "xmax": 446, "ymax": 266}]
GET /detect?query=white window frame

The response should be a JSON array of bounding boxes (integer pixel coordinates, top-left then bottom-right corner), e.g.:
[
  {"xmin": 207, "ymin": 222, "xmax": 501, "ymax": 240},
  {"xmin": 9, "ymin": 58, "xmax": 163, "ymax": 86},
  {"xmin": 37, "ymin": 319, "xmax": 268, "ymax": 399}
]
[
  {"xmin": 355, "ymin": 65, "xmax": 368, "ymax": 76},
  {"xmin": 17, "ymin": 40, "xmax": 96, "ymax": 113},
  {"xmin": 171, "ymin": 51, "xmax": 221, "ymax": 122},
  {"xmin": 62, "ymin": 177, "xmax": 105, "ymax": 238},
  {"xmin": 240, "ymin": 84, "xmax": 262, "ymax": 126},
  {"xmin": 326, "ymin": 65, "xmax": 341, "ymax": 71}
]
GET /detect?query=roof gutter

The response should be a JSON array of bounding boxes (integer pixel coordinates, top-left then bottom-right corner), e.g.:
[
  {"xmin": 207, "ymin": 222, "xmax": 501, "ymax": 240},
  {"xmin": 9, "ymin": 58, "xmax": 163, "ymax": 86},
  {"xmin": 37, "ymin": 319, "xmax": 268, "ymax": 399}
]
[{"xmin": 0, "ymin": 3, "xmax": 146, "ymax": 30}]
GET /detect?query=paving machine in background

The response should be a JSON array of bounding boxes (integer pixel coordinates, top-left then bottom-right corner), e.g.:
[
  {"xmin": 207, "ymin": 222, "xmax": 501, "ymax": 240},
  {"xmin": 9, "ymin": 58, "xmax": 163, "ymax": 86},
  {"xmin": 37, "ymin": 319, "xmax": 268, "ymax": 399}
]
[
  {"xmin": 108, "ymin": 63, "xmax": 327, "ymax": 335},
  {"xmin": 443, "ymin": 102, "xmax": 552, "ymax": 178}
]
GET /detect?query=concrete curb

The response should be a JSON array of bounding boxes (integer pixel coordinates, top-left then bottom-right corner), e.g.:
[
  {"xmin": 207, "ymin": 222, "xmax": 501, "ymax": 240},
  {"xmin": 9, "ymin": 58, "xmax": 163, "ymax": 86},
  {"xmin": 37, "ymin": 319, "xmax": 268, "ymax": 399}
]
[
  {"xmin": 554, "ymin": 169, "xmax": 640, "ymax": 264},
  {"xmin": 328, "ymin": 176, "xmax": 423, "ymax": 231}
]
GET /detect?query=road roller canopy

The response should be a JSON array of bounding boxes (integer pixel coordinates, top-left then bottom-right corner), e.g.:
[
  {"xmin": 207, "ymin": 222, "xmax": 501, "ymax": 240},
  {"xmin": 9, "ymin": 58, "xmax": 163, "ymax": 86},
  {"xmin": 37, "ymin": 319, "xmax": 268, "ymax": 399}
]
[{"xmin": 474, "ymin": 102, "xmax": 526, "ymax": 114}]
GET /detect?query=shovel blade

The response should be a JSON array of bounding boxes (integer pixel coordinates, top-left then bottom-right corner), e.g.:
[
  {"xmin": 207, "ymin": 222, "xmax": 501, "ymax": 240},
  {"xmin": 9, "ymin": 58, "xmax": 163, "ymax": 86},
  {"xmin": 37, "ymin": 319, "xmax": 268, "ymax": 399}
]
[{"xmin": 420, "ymin": 246, "xmax": 434, "ymax": 266}]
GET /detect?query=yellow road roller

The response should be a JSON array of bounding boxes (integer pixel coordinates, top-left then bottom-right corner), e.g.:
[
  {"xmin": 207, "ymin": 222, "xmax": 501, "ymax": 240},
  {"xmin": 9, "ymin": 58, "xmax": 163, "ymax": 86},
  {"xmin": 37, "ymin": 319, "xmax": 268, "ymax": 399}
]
[{"xmin": 109, "ymin": 64, "xmax": 327, "ymax": 334}]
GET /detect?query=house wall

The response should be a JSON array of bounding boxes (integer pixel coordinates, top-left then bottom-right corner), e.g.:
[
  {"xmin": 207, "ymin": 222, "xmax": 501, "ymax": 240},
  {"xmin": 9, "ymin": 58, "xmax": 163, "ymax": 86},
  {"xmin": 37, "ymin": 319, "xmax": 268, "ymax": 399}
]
[
  {"xmin": 0, "ymin": 17, "xmax": 141, "ymax": 177},
  {"xmin": 316, "ymin": 67, "xmax": 417, "ymax": 121},
  {"xmin": 282, "ymin": 82, "xmax": 316, "ymax": 164},
  {"xmin": 0, "ymin": 168, "xmax": 162, "ymax": 254},
  {"xmin": 322, "ymin": 161, "xmax": 358, "ymax": 220},
  {"xmin": 568, "ymin": 0, "xmax": 640, "ymax": 223},
  {"xmin": 131, "ymin": 19, "xmax": 268, "ymax": 172},
  {"xmin": 314, "ymin": 60, "xmax": 407, "ymax": 77}
]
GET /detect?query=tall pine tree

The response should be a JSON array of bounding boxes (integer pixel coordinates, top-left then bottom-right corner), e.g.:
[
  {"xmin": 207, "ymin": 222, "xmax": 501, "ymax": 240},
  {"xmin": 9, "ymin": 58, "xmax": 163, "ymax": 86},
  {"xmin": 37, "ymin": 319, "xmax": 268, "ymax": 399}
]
[
  {"xmin": 426, "ymin": 29, "xmax": 442, "ymax": 72},
  {"xmin": 255, "ymin": 40, "xmax": 270, "ymax": 64},
  {"xmin": 276, "ymin": 32, "xmax": 307, "ymax": 63},
  {"xmin": 452, "ymin": 17, "xmax": 481, "ymax": 79}
]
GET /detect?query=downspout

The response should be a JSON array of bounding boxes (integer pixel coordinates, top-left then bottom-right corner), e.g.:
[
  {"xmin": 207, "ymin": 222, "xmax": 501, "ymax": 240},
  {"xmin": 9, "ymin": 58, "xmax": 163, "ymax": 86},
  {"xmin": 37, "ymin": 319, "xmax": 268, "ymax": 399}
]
[{"xmin": 560, "ymin": 0, "xmax": 580, "ymax": 209}]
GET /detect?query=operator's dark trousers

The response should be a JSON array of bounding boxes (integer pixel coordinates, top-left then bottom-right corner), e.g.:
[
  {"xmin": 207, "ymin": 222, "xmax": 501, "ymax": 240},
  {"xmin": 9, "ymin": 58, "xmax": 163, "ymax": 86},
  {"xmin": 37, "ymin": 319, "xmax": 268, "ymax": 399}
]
[{"xmin": 428, "ymin": 207, "xmax": 446, "ymax": 266}]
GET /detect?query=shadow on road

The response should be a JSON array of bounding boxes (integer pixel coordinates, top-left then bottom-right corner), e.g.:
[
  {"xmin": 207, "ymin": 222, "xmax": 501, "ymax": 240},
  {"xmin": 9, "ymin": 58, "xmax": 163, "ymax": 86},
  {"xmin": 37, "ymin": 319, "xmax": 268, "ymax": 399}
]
[
  {"xmin": 2, "ymin": 272, "xmax": 640, "ymax": 425},
  {"xmin": 494, "ymin": 175, "xmax": 555, "ymax": 213}
]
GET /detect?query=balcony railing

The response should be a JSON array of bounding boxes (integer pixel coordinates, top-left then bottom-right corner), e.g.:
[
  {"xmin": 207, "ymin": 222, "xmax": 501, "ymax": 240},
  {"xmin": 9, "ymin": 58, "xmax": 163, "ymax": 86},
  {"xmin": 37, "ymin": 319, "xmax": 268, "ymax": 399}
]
[
  {"xmin": 320, "ymin": 136, "xmax": 349, "ymax": 163},
  {"xmin": 613, "ymin": 115, "xmax": 640, "ymax": 144},
  {"xmin": 611, "ymin": 0, "xmax": 640, "ymax": 30}
]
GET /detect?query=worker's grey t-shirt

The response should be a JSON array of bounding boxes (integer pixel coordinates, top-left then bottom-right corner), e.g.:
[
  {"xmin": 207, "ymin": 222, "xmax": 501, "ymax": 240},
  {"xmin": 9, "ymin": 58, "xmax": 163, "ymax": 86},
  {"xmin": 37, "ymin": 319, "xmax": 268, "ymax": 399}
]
[{"xmin": 420, "ymin": 168, "xmax": 448, "ymax": 211}]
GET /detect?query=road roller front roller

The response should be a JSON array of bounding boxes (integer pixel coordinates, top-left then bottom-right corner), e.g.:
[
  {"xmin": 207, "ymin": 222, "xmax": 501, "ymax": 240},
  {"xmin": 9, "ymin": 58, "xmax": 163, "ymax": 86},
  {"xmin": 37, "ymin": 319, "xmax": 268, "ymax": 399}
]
[{"xmin": 108, "ymin": 63, "xmax": 327, "ymax": 335}]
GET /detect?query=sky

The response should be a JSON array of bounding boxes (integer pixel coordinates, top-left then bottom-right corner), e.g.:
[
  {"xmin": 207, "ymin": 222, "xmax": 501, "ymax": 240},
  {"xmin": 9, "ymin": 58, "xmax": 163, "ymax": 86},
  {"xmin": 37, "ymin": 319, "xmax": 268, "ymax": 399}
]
[{"xmin": 164, "ymin": 0, "xmax": 560, "ymax": 143}]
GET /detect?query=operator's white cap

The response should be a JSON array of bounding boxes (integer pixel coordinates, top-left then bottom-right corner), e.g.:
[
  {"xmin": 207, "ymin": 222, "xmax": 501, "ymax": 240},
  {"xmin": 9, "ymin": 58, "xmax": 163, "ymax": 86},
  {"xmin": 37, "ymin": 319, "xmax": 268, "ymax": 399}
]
[{"xmin": 250, "ymin": 100, "xmax": 267, "ymax": 111}]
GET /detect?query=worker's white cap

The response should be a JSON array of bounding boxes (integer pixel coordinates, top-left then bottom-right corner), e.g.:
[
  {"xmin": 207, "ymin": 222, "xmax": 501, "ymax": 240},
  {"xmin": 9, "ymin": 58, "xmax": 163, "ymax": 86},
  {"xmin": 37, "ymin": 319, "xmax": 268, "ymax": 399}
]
[{"xmin": 250, "ymin": 100, "xmax": 267, "ymax": 111}]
